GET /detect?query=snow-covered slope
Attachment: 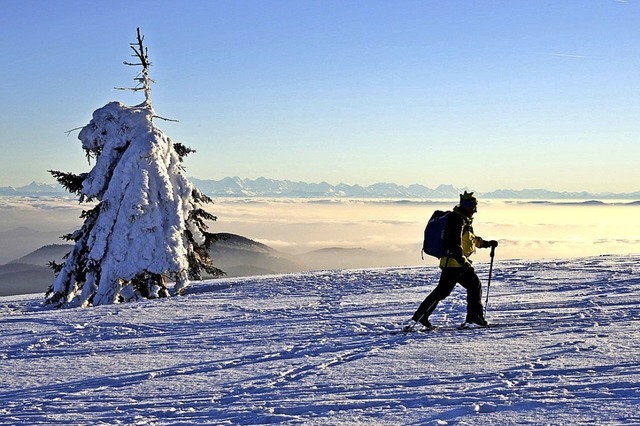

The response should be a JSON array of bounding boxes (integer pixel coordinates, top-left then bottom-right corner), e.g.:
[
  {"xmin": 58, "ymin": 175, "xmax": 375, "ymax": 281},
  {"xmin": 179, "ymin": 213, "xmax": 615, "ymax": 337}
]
[{"xmin": 1, "ymin": 255, "xmax": 639, "ymax": 425}]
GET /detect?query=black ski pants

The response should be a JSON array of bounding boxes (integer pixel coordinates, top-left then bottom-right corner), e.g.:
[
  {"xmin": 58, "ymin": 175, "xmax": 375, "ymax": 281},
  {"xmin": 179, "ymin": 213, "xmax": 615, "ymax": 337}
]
[{"xmin": 412, "ymin": 267, "xmax": 484, "ymax": 324}]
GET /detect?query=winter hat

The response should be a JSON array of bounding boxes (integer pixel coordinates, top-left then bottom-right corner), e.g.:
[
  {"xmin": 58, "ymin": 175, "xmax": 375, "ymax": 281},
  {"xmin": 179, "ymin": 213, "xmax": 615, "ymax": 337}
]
[{"xmin": 459, "ymin": 191, "xmax": 478, "ymax": 209}]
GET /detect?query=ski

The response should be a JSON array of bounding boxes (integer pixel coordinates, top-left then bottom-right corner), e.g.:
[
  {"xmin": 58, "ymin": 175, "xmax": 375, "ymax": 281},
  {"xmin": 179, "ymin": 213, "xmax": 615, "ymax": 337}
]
[
  {"xmin": 393, "ymin": 323, "xmax": 497, "ymax": 334},
  {"xmin": 389, "ymin": 325, "xmax": 434, "ymax": 335},
  {"xmin": 458, "ymin": 322, "xmax": 493, "ymax": 330},
  {"xmin": 361, "ymin": 322, "xmax": 501, "ymax": 337}
]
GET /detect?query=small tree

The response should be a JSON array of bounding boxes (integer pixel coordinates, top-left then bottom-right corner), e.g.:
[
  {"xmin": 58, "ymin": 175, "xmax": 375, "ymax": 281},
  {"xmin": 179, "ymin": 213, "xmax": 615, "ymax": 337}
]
[{"xmin": 46, "ymin": 28, "xmax": 223, "ymax": 307}]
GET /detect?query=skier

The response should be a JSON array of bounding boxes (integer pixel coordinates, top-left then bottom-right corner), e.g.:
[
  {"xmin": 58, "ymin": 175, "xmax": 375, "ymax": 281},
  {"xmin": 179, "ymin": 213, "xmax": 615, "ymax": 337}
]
[{"xmin": 411, "ymin": 191, "xmax": 498, "ymax": 329}]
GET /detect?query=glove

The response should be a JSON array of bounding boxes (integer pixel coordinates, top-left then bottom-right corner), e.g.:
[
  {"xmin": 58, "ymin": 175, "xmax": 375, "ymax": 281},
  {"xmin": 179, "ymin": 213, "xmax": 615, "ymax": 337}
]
[{"xmin": 488, "ymin": 240, "xmax": 498, "ymax": 248}]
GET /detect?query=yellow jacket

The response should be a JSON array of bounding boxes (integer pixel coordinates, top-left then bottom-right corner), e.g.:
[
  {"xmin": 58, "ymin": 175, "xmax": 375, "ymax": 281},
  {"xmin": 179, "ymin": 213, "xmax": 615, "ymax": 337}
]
[
  {"xmin": 439, "ymin": 229, "xmax": 485, "ymax": 267},
  {"xmin": 439, "ymin": 207, "xmax": 487, "ymax": 268}
]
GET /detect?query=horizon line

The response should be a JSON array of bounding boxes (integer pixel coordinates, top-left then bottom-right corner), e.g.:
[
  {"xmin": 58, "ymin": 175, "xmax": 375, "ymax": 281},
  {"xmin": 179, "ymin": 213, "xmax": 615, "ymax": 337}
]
[{"xmin": 3, "ymin": 176, "xmax": 639, "ymax": 198}]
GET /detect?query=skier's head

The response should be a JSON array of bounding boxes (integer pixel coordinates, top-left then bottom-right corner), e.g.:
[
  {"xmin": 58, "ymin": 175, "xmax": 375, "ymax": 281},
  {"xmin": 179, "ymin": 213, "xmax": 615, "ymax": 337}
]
[{"xmin": 459, "ymin": 191, "xmax": 478, "ymax": 217}]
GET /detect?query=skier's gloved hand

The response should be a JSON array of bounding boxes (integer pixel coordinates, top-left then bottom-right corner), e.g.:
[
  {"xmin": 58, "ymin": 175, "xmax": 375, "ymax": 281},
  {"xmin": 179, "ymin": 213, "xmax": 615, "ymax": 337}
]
[{"xmin": 488, "ymin": 240, "xmax": 498, "ymax": 248}]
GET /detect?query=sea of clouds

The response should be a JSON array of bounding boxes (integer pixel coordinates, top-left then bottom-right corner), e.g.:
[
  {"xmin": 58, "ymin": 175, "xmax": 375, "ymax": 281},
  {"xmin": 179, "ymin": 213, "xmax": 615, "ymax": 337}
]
[{"xmin": 2, "ymin": 196, "xmax": 637, "ymax": 268}]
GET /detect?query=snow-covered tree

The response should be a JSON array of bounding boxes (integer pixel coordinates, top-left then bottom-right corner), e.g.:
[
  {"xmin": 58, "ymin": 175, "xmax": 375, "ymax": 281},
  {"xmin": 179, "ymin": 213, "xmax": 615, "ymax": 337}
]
[{"xmin": 46, "ymin": 29, "xmax": 222, "ymax": 307}]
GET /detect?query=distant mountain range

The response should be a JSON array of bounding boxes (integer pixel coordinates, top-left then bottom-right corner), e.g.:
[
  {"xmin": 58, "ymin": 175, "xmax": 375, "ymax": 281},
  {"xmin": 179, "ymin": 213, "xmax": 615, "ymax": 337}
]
[{"xmin": 2, "ymin": 178, "xmax": 639, "ymax": 199}]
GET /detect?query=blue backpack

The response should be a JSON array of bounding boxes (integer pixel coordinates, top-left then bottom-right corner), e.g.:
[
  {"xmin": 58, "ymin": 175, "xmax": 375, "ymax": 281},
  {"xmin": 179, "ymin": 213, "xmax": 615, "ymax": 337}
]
[{"xmin": 422, "ymin": 210, "xmax": 451, "ymax": 259}]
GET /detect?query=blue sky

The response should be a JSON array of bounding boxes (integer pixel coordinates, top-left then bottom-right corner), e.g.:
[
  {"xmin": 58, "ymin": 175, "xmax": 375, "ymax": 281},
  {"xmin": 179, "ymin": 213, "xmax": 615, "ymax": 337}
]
[{"xmin": 1, "ymin": 0, "xmax": 639, "ymax": 193}]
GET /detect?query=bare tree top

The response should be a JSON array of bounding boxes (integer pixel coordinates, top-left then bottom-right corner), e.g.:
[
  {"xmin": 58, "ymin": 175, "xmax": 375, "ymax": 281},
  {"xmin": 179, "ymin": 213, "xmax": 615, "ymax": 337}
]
[{"xmin": 115, "ymin": 28, "xmax": 154, "ymax": 109}]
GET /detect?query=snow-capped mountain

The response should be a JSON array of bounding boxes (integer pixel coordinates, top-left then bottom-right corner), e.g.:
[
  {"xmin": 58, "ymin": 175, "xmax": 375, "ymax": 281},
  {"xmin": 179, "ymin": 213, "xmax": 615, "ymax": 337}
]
[
  {"xmin": 1, "ymin": 254, "xmax": 638, "ymax": 424},
  {"xmin": 0, "ymin": 182, "xmax": 66, "ymax": 196},
  {"xmin": 189, "ymin": 177, "xmax": 466, "ymax": 198},
  {"xmin": 185, "ymin": 178, "xmax": 640, "ymax": 199},
  {"xmin": 3, "ymin": 178, "xmax": 639, "ymax": 199}
]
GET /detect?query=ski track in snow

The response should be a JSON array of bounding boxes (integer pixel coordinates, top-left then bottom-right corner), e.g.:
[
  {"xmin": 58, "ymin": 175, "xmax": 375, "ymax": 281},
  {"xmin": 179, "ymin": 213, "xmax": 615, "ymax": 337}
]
[{"xmin": 1, "ymin": 255, "xmax": 639, "ymax": 425}]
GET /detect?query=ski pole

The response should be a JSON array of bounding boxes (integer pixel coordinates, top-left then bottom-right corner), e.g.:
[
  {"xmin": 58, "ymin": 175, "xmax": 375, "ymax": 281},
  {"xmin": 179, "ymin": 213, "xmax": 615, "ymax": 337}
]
[{"xmin": 484, "ymin": 245, "xmax": 496, "ymax": 317}]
